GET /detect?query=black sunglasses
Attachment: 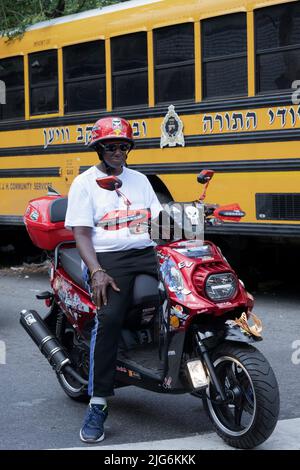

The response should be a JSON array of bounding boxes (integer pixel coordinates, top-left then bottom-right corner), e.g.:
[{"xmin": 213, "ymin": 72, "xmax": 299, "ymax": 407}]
[{"xmin": 101, "ymin": 142, "xmax": 131, "ymax": 153}]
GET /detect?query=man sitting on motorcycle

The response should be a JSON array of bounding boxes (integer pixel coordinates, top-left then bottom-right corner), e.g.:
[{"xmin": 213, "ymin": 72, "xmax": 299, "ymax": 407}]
[{"xmin": 65, "ymin": 117, "xmax": 162, "ymax": 443}]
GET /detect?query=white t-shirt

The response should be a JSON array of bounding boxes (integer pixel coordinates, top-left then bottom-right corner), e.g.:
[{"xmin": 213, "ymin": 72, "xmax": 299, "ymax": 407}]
[{"xmin": 65, "ymin": 166, "xmax": 162, "ymax": 252}]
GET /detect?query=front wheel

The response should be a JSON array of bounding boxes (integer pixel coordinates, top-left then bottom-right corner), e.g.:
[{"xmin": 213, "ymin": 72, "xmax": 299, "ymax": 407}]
[{"xmin": 203, "ymin": 343, "xmax": 279, "ymax": 449}]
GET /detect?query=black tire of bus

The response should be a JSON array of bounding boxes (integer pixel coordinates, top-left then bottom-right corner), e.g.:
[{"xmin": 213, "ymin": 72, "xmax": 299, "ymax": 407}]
[{"xmin": 156, "ymin": 192, "xmax": 172, "ymax": 205}]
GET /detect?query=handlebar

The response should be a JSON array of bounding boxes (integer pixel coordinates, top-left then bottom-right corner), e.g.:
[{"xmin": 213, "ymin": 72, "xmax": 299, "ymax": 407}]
[{"xmin": 155, "ymin": 201, "xmax": 245, "ymax": 241}]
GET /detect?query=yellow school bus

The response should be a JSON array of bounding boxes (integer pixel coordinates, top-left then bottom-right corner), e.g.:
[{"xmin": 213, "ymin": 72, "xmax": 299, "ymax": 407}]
[{"xmin": 1, "ymin": 0, "xmax": 300, "ymax": 243}]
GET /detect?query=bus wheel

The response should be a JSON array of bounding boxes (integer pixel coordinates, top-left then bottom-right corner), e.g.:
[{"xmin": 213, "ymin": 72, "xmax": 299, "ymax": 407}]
[{"xmin": 156, "ymin": 192, "xmax": 172, "ymax": 204}]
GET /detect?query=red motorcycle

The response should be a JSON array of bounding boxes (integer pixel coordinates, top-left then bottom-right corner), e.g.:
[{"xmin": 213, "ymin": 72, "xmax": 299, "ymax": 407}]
[{"xmin": 20, "ymin": 170, "xmax": 279, "ymax": 449}]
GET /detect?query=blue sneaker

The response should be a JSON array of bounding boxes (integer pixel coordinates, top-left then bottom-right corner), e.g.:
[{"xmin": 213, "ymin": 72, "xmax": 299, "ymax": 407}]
[{"xmin": 80, "ymin": 404, "xmax": 108, "ymax": 443}]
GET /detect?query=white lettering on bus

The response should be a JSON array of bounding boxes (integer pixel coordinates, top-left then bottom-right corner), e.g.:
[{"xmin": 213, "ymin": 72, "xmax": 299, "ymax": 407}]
[{"xmin": 43, "ymin": 128, "xmax": 70, "ymax": 148}]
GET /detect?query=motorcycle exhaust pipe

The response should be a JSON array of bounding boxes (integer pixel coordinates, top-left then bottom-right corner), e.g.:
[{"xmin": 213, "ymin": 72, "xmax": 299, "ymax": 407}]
[
  {"xmin": 19, "ymin": 309, "xmax": 88, "ymax": 386},
  {"xmin": 20, "ymin": 309, "xmax": 70, "ymax": 373}
]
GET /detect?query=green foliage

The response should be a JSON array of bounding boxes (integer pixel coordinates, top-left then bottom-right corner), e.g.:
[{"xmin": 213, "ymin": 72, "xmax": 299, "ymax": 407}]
[{"xmin": 0, "ymin": 0, "xmax": 127, "ymax": 39}]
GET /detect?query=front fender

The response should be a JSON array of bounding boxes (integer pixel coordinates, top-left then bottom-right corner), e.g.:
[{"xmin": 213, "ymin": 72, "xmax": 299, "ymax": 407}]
[{"xmin": 224, "ymin": 323, "xmax": 262, "ymax": 344}]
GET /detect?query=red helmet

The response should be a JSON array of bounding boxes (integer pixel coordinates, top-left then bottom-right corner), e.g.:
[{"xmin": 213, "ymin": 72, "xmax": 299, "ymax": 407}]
[{"xmin": 88, "ymin": 117, "xmax": 134, "ymax": 149}]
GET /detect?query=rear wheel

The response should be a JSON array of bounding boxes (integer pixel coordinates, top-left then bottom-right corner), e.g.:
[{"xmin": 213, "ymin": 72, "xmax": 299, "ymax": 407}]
[
  {"xmin": 203, "ymin": 343, "xmax": 279, "ymax": 449},
  {"xmin": 56, "ymin": 331, "xmax": 89, "ymax": 402}
]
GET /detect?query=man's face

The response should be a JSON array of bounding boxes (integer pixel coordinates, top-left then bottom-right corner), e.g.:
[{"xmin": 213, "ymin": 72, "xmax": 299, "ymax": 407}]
[{"xmin": 101, "ymin": 140, "xmax": 131, "ymax": 168}]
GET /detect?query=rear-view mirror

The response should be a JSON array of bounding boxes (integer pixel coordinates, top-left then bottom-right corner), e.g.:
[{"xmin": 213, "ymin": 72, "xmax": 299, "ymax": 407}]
[
  {"xmin": 96, "ymin": 176, "xmax": 122, "ymax": 191},
  {"xmin": 197, "ymin": 170, "xmax": 214, "ymax": 184}
]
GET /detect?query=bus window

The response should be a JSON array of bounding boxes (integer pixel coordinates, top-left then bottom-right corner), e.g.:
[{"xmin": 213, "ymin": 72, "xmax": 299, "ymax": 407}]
[
  {"xmin": 111, "ymin": 32, "xmax": 148, "ymax": 108},
  {"xmin": 202, "ymin": 13, "xmax": 247, "ymax": 99},
  {"xmin": 255, "ymin": 2, "xmax": 300, "ymax": 93},
  {"xmin": 0, "ymin": 56, "xmax": 24, "ymax": 120},
  {"xmin": 63, "ymin": 40, "xmax": 106, "ymax": 113},
  {"xmin": 154, "ymin": 23, "xmax": 194, "ymax": 104},
  {"xmin": 29, "ymin": 50, "xmax": 58, "ymax": 115}
]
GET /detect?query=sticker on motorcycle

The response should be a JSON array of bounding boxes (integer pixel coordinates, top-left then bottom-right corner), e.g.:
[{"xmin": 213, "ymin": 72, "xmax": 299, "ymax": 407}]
[
  {"xmin": 160, "ymin": 257, "xmax": 185, "ymax": 301},
  {"xmin": 54, "ymin": 276, "xmax": 89, "ymax": 313},
  {"xmin": 170, "ymin": 304, "xmax": 189, "ymax": 329},
  {"xmin": 162, "ymin": 376, "xmax": 172, "ymax": 389},
  {"xmin": 128, "ymin": 370, "xmax": 141, "ymax": 379},
  {"xmin": 29, "ymin": 209, "xmax": 39, "ymax": 221},
  {"xmin": 24, "ymin": 313, "xmax": 37, "ymax": 326}
]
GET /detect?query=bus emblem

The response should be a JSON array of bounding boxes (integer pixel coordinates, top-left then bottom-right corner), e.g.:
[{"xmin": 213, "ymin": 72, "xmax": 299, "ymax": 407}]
[{"xmin": 160, "ymin": 105, "xmax": 185, "ymax": 148}]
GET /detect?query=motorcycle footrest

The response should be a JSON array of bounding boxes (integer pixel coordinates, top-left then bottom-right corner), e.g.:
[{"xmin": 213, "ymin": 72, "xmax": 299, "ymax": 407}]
[{"xmin": 36, "ymin": 291, "xmax": 53, "ymax": 300}]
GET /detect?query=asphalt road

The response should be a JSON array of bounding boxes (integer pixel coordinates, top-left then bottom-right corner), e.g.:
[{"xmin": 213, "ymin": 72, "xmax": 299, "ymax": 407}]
[{"xmin": 0, "ymin": 267, "xmax": 299, "ymax": 450}]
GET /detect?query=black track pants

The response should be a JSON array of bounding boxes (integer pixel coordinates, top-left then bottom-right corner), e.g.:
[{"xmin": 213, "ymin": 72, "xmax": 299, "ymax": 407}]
[{"xmin": 88, "ymin": 247, "xmax": 158, "ymax": 397}]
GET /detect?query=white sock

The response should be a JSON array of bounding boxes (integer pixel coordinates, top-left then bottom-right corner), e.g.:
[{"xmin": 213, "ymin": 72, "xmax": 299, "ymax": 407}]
[{"xmin": 90, "ymin": 397, "xmax": 107, "ymax": 407}]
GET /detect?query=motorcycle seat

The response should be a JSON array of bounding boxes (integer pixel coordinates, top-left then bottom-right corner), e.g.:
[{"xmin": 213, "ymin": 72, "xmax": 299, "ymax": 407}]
[
  {"xmin": 49, "ymin": 197, "xmax": 68, "ymax": 223},
  {"xmin": 59, "ymin": 247, "xmax": 86, "ymax": 289},
  {"xmin": 124, "ymin": 274, "xmax": 159, "ymax": 330}
]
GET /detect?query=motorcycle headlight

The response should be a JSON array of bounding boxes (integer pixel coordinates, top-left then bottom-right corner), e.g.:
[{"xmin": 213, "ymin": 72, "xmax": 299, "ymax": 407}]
[{"xmin": 205, "ymin": 273, "xmax": 238, "ymax": 301}]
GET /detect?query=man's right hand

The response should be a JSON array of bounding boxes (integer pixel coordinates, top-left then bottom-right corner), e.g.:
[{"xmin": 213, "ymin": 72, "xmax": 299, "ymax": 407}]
[
  {"xmin": 91, "ymin": 271, "xmax": 120, "ymax": 308},
  {"xmin": 72, "ymin": 226, "xmax": 120, "ymax": 308}
]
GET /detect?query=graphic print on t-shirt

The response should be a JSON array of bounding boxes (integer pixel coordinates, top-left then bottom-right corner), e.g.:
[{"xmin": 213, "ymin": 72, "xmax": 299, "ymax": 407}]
[{"xmin": 97, "ymin": 208, "xmax": 151, "ymax": 234}]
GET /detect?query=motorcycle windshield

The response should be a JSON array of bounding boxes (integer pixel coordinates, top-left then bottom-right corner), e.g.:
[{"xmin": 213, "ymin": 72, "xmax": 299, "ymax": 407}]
[{"xmin": 174, "ymin": 244, "xmax": 213, "ymax": 259}]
